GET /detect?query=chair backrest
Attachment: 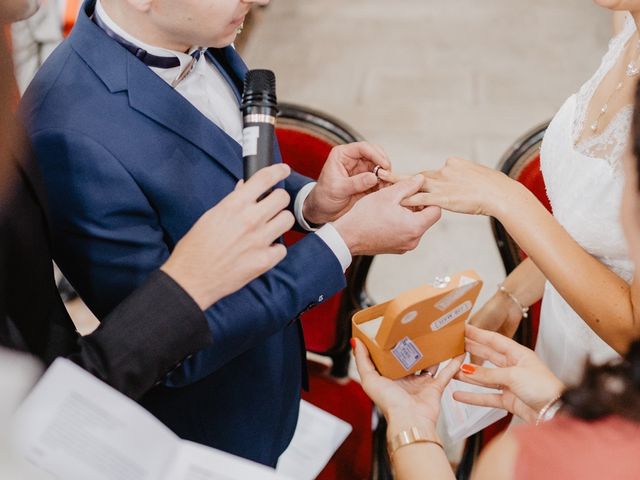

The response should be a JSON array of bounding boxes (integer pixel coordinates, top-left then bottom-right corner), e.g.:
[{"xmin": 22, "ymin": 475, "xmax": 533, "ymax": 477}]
[
  {"xmin": 276, "ymin": 103, "xmax": 374, "ymax": 376},
  {"xmin": 490, "ymin": 120, "xmax": 550, "ymax": 349},
  {"xmin": 457, "ymin": 121, "xmax": 551, "ymax": 480}
]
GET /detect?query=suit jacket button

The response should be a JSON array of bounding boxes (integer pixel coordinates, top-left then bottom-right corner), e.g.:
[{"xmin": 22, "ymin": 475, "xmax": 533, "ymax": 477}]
[{"xmin": 318, "ymin": 295, "xmax": 324, "ymax": 302}]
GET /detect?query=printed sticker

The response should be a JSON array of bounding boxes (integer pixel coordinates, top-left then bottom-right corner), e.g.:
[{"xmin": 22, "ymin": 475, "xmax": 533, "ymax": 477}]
[
  {"xmin": 431, "ymin": 301, "xmax": 472, "ymax": 331},
  {"xmin": 242, "ymin": 126, "xmax": 260, "ymax": 157},
  {"xmin": 391, "ymin": 337, "xmax": 424, "ymax": 371},
  {"xmin": 434, "ymin": 281, "xmax": 478, "ymax": 312}
]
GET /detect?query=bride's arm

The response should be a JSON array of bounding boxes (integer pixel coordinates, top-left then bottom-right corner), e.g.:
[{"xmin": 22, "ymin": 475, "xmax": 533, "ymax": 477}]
[
  {"xmin": 390, "ymin": 158, "xmax": 640, "ymax": 354},
  {"xmin": 469, "ymin": 258, "xmax": 547, "ymax": 338}
]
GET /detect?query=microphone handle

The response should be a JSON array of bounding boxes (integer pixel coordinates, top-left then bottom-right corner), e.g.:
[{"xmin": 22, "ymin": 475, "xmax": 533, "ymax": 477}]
[{"xmin": 242, "ymin": 122, "xmax": 275, "ymax": 179}]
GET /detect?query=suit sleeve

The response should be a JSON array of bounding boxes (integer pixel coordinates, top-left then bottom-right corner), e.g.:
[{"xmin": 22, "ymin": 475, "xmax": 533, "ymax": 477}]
[
  {"xmin": 69, "ymin": 270, "xmax": 213, "ymax": 399},
  {"xmin": 32, "ymin": 130, "xmax": 346, "ymax": 387}
]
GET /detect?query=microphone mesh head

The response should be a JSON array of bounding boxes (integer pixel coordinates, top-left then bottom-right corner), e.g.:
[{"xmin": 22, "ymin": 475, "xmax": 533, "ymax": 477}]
[
  {"xmin": 241, "ymin": 69, "xmax": 277, "ymax": 109},
  {"xmin": 244, "ymin": 69, "xmax": 276, "ymax": 96}
]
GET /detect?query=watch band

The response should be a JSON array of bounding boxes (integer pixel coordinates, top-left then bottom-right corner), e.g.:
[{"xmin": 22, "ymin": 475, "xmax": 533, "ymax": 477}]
[{"xmin": 388, "ymin": 426, "xmax": 443, "ymax": 457}]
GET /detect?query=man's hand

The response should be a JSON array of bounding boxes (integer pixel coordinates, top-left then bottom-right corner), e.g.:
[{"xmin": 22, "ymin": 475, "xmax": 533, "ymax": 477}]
[
  {"xmin": 161, "ymin": 164, "xmax": 295, "ymax": 310},
  {"xmin": 302, "ymin": 142, "xmax": 391, "ymax": 225},
  {"xmin": 332, "ymin": 175, "xmax": 441, "ymax": 256}
]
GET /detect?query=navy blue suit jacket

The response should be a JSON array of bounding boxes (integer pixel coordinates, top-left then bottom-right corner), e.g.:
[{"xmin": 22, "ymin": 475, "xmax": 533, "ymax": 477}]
[{"xmin": 20, "ymin": 0, "xmax": 346, "ymax": 465}]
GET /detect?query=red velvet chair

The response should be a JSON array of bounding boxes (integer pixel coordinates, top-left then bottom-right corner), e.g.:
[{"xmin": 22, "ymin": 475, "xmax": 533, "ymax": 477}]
[
  {"xmin": 456, "ymin": 121, "xmax": 551, "ymax": 479},
  {"xmin": 276, "ymin": 103, "xmax": 381, "ymax": 480}
]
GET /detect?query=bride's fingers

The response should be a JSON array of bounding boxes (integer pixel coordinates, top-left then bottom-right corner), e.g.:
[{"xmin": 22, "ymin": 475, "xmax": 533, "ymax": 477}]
[
  {"xmin": 419, "ymin": 170, "xmax": 439, "ymax": 180},
  {"xmin": 376, "ymin": 169, "xmax": 410, "ymax": 184},
  {"xmin": 401, "ymin": 192, "xmax": 434, "ymax": 208}
]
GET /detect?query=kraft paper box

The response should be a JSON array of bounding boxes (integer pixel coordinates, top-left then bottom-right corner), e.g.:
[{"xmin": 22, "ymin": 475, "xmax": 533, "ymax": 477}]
[{"xmin": 352, "ymin": 270, "xmax": 483, "ymax": 379}]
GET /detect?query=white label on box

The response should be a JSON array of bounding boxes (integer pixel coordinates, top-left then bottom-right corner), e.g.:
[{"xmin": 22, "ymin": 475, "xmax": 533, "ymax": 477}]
[
  {"xmin": 242, "ymin": 126, "xmax": 259, "ymax": 157},
  {"xmin": 431, "ymin": 300, "xmax": 472, "ymax": 331},
  {"xmin": 434, "ymin": 279, "xmax": 478, "ymax": 312},
  {"xmin": 391, "ymin": 337, "xmax": 423, "ymax": 371}
]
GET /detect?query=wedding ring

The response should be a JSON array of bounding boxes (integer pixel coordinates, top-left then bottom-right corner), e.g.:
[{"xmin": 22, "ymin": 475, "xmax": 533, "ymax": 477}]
[{"xmin": 373, "ymin": 165, "xmax": 381, "ymax": 178}]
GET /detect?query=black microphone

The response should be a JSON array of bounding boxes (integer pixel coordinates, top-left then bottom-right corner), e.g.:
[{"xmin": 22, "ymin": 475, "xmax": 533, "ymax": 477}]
[{"xmin": 240, "ymin": 69, "xmax": 278, "ymax": 183}]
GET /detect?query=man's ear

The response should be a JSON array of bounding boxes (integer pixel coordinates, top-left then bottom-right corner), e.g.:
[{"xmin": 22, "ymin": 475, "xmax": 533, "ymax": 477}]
[{"xmin": 124, "ymin": 0, "xmax": 152, "ymax": 13}]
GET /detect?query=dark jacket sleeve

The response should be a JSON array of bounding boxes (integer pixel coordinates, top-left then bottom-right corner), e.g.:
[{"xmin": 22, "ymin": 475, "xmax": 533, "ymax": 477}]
[
  {"xmin": 1, "ymin": 129, "xmax": 213, "ymax": 400},
  {"xmin": 68, "ymin": 270, "xmax": 213, "ymax": 399}
]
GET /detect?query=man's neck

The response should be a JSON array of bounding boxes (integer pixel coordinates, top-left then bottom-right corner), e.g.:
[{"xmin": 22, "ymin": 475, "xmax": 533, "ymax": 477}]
[{"xmin": 99, "ymin": 0, "xmax": 189, "ymax": 52}]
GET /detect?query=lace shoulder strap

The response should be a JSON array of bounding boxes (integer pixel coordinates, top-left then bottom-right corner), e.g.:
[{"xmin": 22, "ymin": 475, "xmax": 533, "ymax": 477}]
[{"xmin": 573, "ymin": 13, "xmax": 637, "ymax": 142}]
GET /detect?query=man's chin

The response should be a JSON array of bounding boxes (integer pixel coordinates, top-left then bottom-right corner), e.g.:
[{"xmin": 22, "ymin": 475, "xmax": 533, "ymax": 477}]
[{"xmin": 1, "ymin": 0, "xmax": 41, "ymax": 23}]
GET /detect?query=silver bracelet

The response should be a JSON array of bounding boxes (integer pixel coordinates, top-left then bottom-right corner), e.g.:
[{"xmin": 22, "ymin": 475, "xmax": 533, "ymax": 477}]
[
  {"xmin": 535, "ymin": 395, "xmax": 562, "ymax": 425},
  {"xmin": 498, "ymin": 284, "xmax": 529, "ymax": 319}
]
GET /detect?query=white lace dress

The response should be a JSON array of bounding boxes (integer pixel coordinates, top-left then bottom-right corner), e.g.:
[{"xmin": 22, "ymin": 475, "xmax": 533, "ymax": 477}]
[{"xmin": 535, "ymin": 17, "xmax": 636, "ymax": 386}]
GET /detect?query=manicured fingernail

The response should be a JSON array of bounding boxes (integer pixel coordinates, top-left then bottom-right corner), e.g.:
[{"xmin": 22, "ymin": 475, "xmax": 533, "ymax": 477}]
[
  {"xmin": 350, "ymin": 338, "xmax": 356, "ymax": 349},
  {"xmin": 460, "ymin": 364, "xmax": 476, "ymax": 375}
]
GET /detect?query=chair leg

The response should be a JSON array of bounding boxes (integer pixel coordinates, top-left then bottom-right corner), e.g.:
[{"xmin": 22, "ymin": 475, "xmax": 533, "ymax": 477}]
[
  {"xmin": 330, "ymin": 349, "xmax": 351, "ymax": 378},
  {"xmin": 372, "ymin": 413, "xmax": 393, "ymax": 480},
  {"xmin": 455, "ymin": 431, "xmax": 482, "ymax": 480}
]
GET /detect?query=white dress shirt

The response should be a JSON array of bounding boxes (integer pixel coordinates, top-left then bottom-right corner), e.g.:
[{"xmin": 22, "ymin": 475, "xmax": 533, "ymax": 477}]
[{"xmin": 95, "ymin": 0, "xmax": 351, "ymax": 271}]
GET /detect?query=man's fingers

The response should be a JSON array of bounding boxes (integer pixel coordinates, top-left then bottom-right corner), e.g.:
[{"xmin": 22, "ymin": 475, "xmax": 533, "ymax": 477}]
[
  {"xmin": 254, "ymin": 188, "xmax": 290, "ymax": 222},
  {"xmin": 341, "ymin": 142, "xmax": 391, "ymax": 170},
  {"xmin": 377, "ymin": 169, "xmax": 410, "ymax": 184},
  {"xmin": 240, "ymin": 164, "xmax": 291, "ymax": 201},
  {"xmin": 261, "ymin": 210, "xmax": 295, "ymax": 245},
  {"xmin": 401, "ymin": 192, "xmax": 434, "ymax": 208},
  {"xmin": 371, "ymin": 143, "xmax": 391, "ymax": 169},
  {"xmin": 387, "ymin": 175, "xmax": 425, "ymax": 202},
  {"xmin": 263, "ymin": 243, "xmax": 287, "ymax": 269},
  {"xmin": 345, "ymin": 171, "xmax": 379, "ymax": 195},
  {"xmin": 452, "ymin": 391, "xmax": 504, "ymax": 410},
  {"xmin": 413, "ymin": 205, "xmax": 441, "ymax": 230}
]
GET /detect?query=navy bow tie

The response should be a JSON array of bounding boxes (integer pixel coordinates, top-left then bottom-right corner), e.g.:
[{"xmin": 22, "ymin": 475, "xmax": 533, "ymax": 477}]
[{"xmin": 93, "ymin": 12, "xmax": 201, "ymax": 70}]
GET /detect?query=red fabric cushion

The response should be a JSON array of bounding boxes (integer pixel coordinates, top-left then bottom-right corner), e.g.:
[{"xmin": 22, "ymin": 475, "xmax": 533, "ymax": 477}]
[
  {"xmin": 276, "ymin": 127, "xmax": 343, "ymax": 353},
  {"xmin": 513, "ymin": 154, "xmax": 550, "ymax": 346},
  {"xmin": 301, "ymin": 361, "xmax": 373, "ymax": 480}
]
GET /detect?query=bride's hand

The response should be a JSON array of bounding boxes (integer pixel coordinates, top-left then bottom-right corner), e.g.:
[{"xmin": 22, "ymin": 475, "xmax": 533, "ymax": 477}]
[{"xmin": 397, "ymin": 157, "xmax": 524, "ymax": 218}]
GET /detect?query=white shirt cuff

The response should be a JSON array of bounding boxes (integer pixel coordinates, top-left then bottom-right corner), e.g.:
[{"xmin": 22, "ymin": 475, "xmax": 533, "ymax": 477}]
[
  {"xmin": 314, "ymin": 223, "xmax": 352, "ymax": 272},
  {"xmin": 294, "ymin": 182, "xmax": 319, "ymax": 231}
]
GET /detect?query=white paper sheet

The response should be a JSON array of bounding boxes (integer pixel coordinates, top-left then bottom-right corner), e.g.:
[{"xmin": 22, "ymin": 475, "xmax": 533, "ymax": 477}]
[
  {"xmin": 438, "ymin": 355, "xmax": 507, "ymax": 443},
  {"xmin": 276, "ymin": 400, "xmax": 352, "ymax": 480},
  {"xmin": 11, "ymin": 359, "xmax": 293, "ymax": 480},
  {"xmin": 166, "ymin": 441, "xmax": 286, "ymax": 480}
]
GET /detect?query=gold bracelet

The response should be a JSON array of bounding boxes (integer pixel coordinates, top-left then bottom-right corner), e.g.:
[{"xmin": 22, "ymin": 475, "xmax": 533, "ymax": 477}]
[
  {"xmin": 388, "ymin": 426, "xmax": 443, "ymax": 457},
  {"xmin": 498, "ymin": 284, "xmax": 529, "ymax": 319}
]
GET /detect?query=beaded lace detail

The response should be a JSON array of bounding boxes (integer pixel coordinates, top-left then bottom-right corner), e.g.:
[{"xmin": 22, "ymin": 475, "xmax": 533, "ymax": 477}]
[{"xmin": 572, "ymin": 13, "xmax": 636, "ymax": 170}]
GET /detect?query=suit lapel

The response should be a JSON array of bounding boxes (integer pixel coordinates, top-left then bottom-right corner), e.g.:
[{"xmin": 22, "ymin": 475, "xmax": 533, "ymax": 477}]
[
  {"xmin": 207, "ymin": 47, "xmax": 248, "ymax": 103},
  {"xmin": 72, "ymin": 1, "xmax": 246, "ymax": 180},
  {"xmin": 126, "ymin": 55, "xmax": 243, "ymax": 180}
]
